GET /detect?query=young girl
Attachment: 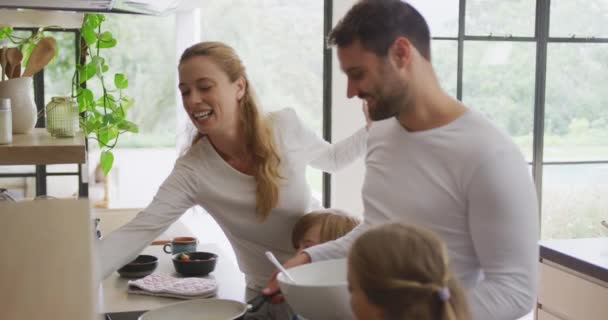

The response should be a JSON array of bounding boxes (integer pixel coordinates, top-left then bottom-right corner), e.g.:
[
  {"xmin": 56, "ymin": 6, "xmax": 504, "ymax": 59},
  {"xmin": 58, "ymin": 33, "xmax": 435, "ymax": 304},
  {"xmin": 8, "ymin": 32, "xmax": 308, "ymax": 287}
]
[
  {"xmin": 291, "ymin": 209, "xmax": 360, "ymax": 252},
  {"xmin": 348, "ymin": 223, "xmax": 471, "ymax": 320}
]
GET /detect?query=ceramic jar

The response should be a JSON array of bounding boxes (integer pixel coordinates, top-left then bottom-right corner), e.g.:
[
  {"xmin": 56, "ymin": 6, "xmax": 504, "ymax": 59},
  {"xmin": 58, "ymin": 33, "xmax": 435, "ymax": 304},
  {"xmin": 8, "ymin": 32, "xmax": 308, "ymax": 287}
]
[
  {"xmin": 0, "ymin": 77, "xmax": 37, "ymax": 134},
  {"xmin": 0, "ymin": 98, "xmax": 12, "ymax": 144},
  {"xmin": 45, "ymin": 96, "xmax": 79, "ymax": 137}
]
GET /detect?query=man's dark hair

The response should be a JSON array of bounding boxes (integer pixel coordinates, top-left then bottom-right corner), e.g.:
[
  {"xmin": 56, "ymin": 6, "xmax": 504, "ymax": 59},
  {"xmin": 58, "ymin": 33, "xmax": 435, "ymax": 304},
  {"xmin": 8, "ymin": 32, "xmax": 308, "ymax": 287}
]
[{"xmin": 328, "ymin": 0, "xmax": 431, "ymax": 61}]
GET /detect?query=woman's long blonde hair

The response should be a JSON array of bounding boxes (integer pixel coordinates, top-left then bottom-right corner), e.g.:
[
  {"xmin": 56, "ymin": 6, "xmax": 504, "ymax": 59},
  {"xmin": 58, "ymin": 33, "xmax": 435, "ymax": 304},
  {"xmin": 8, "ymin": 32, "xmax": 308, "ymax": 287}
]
[
  {"xmin": 179, "ymin": 42, "xmax": 282, "ymax": 220},
  {"xmin": 349, "ymin": 223, "xmax": 471, "ymax": 320}
]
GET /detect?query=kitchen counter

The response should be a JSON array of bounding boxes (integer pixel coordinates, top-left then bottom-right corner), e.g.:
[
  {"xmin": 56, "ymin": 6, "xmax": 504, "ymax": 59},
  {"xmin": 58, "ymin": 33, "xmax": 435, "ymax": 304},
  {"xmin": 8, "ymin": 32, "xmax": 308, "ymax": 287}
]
[
  {"xmin": 537, "ymin": 237, "xmax": 608, "ymax": 320},
  {"xmin": 539, "ymin": 237, "xmax": 608, "ymax": 283},
  {"xmin": 100, "ymin": 243, "xmax": 246, "ymax": 315}
]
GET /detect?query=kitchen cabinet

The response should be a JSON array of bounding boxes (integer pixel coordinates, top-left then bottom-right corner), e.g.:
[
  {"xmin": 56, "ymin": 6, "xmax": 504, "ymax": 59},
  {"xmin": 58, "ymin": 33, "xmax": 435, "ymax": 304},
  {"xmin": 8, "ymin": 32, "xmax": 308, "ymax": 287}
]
[
  {"xmin": 0, "ymin": 199, "xmax": 96, "ymax": 320},
  {"xmin": 537, "ymin": 308, "xmax": 562, "ymax": 320},
  {"xmin": 537, "ymin": 238, "xmax": 608, "ymax": 320}
]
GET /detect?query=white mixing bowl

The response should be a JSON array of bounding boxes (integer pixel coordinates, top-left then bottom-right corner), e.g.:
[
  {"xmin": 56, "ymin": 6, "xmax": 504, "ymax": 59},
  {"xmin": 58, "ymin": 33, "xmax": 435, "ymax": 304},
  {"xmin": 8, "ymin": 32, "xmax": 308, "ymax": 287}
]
[{"xmin": 277, "ymin": 258, "xmax": 352, "ymax": 320}]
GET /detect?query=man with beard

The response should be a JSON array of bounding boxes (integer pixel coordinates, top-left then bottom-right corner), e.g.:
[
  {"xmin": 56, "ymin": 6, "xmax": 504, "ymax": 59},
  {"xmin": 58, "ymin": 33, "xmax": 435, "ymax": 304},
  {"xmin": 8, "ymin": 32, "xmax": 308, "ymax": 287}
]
[{"xmin": 264, "ymin": 1, "xmax": 539, "ymax": 319}]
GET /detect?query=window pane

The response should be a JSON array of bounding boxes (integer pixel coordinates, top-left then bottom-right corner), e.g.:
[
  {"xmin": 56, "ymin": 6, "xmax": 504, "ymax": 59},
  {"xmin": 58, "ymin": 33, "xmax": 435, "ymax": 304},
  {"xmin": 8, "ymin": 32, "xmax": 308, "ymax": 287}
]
[
  {"xmin": 462, "ymin": 41, "xmax": 536, "ymax": 160},
  {"xmin": 0, "ymin": 177, "xmax": 34, "ymax": 200},
  {"xmin": 408, "ymin": 0, "xmax": 459, "ymax": 37},
  {"xmin": 0, "ymin": 165, "xmax": 35, "ymax": 174},
  {"xmin": 465, "ymin": 0, "xmax": 535, "ymax": 37},
  {"xmin": 47, "ymin": 164, "xmax": 78, "ymax": 173},
  {"xmin": 544, "ymin": 44, "xmax": 608, "ymax": 161},
  {"xmin": 47, "ymin": 175, "xmax": 78, "ymax": 198},
  {"xmin": 542, "ymin": 164, "xmax": 608, "ymax": 239},
  {"xmin": 86, "ymin": 14, "xmax": 177, "ymax": 148},
  {"xmin": 432, "ymin": 40, "xmax": 457, "ymax": 97},
  {"xmin": 200, "ymin": 0, "xmax": 324, "ymax": 194},
  {"xmin": 550, "ymin": 1, "xmax": 608, "ymax": 38},
  {"xmin": 44, "ymin": 31, "xmax": 77, "ymax": 102}
]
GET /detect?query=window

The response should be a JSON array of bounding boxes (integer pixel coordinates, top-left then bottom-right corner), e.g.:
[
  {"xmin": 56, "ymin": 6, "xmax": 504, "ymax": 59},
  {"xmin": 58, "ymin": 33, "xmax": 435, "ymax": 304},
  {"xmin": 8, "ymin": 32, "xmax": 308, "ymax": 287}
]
[
  {"xmin": 465, "ymin": 0, "xmax": 535, "ymax": 37},
  {"xmin": 462, "ymin": 41, "xmax": 536, "ymax": 160},
  {"xmin": 406, "ymin": 0, "xmax": 608, "ymax": 239},
  {"xmin": 199, "ymin": 0, "xmax": 325, "ymax": 197}
]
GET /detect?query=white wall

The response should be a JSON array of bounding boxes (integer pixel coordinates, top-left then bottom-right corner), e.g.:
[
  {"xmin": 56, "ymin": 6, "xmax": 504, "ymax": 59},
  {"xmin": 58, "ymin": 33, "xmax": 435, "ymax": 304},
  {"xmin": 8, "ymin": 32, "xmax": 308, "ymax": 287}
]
[{"xmin": 331, "ymin": 0, "xmax": 366, "ymax": 216}]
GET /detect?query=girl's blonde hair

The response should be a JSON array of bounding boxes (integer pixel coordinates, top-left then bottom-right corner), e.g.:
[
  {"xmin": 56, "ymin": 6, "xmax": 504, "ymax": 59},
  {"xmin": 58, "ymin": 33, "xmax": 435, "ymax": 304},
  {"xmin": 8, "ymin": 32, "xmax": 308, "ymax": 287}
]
[
  {"xmin": 180, "ymin": 42, "xmax": 282, "ymax": 220},
  {"xmin": 349, "ymin": 223, "xmax": 471, "ymax": 320},
  {"xmin": 291, "ymin": 209, "xmax": 360, "ymax": 249}
]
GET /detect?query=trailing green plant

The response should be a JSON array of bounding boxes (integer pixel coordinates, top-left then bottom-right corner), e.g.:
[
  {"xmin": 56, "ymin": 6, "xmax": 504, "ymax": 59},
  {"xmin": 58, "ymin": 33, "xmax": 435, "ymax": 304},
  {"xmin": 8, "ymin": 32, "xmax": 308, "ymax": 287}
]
[{"xmin": 72, "ymin": 13, "xmax": 138, "ymax": 175}]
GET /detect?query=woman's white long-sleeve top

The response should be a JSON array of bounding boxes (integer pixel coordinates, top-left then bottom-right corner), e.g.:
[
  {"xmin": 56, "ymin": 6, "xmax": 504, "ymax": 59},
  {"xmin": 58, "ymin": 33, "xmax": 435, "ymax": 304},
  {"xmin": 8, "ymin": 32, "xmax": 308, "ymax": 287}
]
[{"xmin": 98, "ymin": 108, "xmax": 368, "ymax": 289}]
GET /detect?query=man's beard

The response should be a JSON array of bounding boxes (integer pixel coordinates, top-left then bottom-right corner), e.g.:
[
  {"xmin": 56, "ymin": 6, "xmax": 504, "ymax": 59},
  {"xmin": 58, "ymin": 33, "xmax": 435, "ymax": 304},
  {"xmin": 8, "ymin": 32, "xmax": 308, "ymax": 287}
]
[
  {"xmin": 363, "ymin": 60, "xmax": 409, "ymax": 121},
  {"xmin": 366, "ymin": 83, "xmax": 409, "ymax": 121}
]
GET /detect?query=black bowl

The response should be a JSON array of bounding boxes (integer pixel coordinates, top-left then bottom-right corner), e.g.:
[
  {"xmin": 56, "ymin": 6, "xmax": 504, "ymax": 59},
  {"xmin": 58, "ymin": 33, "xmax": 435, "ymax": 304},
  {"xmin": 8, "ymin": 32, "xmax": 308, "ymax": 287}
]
[
  {"xmin": 117, "ymin": 254, "xmax": 158, "ymax": 278},
  {"xmin": 172, "ymin": 251, "xmax": 218, "ymax": 276}
]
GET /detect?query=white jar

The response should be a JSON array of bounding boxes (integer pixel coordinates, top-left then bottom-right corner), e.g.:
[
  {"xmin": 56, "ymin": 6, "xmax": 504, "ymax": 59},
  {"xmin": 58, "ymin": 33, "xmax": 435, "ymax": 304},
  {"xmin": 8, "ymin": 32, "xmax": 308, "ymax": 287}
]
[{"xmin": 0, "ymin": 98, "xmax": 12, "ymax": 145}]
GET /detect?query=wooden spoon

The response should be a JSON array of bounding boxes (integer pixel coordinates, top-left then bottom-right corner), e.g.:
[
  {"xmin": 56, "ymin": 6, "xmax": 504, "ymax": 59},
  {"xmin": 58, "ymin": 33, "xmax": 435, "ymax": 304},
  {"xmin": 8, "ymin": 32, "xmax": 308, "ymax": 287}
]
[
  {"xmin": 6, "ymin": 47, "xmax": 22, "ymax": 79},
  {"xmin": 0, "ymin": 47, "xmax": 6, "ymax": 81},
  {"xmin": 22, "ymin": 37, "xmax": 56, "ymax": 78}
]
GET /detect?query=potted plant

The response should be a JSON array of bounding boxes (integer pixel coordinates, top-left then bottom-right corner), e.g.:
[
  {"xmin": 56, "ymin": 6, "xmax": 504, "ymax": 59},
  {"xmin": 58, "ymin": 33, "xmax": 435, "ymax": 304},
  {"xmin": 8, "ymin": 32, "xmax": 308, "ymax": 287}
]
[
  {"xmin": 73, "ymin": 13, "xmax": 138, "ymax": 175},
  {"xmin": 0, "ymin": 13, "xmax": 138, "ymax": 175},
  {"xmin": 0, "ymin": 27, "xmax": 56, "ymax": 134}
]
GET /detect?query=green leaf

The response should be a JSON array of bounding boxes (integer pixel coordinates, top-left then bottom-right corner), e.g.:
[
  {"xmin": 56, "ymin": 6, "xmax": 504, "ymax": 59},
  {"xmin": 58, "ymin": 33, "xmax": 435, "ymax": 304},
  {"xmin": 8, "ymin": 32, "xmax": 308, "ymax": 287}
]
[
  {"xmin": 77, "ymin": 88, "xmax": 94, "ymax": 112},
  {"xmin": 0, "ymin": 27, "xmax": 13, "ymax": 39},
  {"xmin": 97, "ymin": 126, "xmax": 118, "ymax": 147},
  {"xmin": 99, "ymin": 31, "xmax": 113, "ymax": 42},
  {"xmin": 102, "ymin": 114, "xmax": 113, "ymax": 125},
  {"xmin": 89, "ymin": 57, "xmax": 105, "ymax": 78},
  {"xmin": 78, "ymin": 62, "xmax": 97, "ymax": 84},
  {"xmin": 97, "ymin": 94, "xmax": 117, "ymax": 111},
  {"xmin": 114, "ymin": 73, "xmax": 128, "ymax": 89},
  {"xmin": 96, "ymin": 30, "xmax": 117, "ymax": 49},
  {"xmin": 120, "ymin": 96, "xmax": 135, "ymax": 110},
  {"xmin": 97, "ymin": 130, "xmax": 109, "ymax": 147},
  {"xmin": 98, "ymin": 38, "xmax": 117, "ymax": 49},
  {"xmin": 100, "ymin": 151, "xmax": 114, "ymax": 175},
  {"xmin": 82, "ymin": 24, "xmax": 97, "ymax": 46},
  {"xmin": 84, "ymin": 13, "xmax": 101, "ymax": 29},
  {"xmin": 118, "ymin": 120, "xmax": 138, "ymax": 133},
  {"xmin": 84, "ymin": 114, "xmax": 100, "ymax": 133}
]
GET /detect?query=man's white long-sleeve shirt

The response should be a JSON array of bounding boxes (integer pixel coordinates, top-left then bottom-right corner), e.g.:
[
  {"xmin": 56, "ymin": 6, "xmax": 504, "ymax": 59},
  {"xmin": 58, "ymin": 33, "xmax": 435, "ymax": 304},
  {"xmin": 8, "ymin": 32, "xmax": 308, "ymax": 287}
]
[
  {"xmin": 306, "ymin": 109, "xmax": 539, "ymax": 320},
  {"xmin": 98, "ymin": 108, "xmax": 368, "ymax": 290}
]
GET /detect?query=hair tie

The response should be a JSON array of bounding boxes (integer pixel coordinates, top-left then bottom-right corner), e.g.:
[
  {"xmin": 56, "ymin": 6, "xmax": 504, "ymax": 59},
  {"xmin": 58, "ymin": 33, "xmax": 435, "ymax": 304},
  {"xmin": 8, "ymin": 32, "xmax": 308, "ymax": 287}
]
[{"xmin": 437, "ymin": 286, "xmax": 451, "ymax": 302}]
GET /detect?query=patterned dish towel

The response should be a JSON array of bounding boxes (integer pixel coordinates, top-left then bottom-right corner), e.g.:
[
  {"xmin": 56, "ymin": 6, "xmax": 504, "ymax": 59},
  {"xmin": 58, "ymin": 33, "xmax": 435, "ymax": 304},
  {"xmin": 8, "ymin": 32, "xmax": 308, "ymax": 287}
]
[{"xmin": 127, "ymin": 273, "xmax": 218, "ymax": 299}]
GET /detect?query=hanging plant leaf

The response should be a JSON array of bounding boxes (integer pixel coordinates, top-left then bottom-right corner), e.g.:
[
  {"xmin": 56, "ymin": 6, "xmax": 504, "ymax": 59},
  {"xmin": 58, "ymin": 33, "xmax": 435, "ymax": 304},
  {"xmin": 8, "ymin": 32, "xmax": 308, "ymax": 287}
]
[
  {"xmin": 77, "ymin": 87, "xmax": 94, "ymax": 112},
  {"xmin": 98, "ymin": 32, "xmax": 117, "ymax": 49},
  {"xmin": 118, "ymin": 120, "xmax": 139, "ymax": 133},
  {"xmin": 100, "ymin": 151, "xmax": 114, "ymax": 176},
  {"xmin": 114, "ymin": 73, "xmax": 128, "ymax": 89},
  {"xmin": 82, "ymin": 24, "xmax": 97, "ymax": 46},
  {"xmin": 0, "ymin": 27, "xmax": 13, "ymax": 38}
]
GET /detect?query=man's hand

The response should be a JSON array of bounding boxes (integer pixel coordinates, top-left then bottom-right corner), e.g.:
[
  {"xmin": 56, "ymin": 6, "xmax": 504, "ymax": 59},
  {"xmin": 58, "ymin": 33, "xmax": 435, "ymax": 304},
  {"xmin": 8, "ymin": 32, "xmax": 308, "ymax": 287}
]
[{"xmin": 262, "ymin": 251, "xmax": 312, "ymax": 304}]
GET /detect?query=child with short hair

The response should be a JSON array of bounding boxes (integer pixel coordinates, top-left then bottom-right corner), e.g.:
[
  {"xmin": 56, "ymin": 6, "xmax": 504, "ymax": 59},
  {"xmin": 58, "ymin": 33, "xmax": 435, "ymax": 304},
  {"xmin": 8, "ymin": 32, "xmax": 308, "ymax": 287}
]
[
  {"xmin": 348, "ymin": 222, "xmax": 471, "ymax": 320},
  {"xmin": 291, "ymin": 208, "xmax": 360, "ymax": 252}
]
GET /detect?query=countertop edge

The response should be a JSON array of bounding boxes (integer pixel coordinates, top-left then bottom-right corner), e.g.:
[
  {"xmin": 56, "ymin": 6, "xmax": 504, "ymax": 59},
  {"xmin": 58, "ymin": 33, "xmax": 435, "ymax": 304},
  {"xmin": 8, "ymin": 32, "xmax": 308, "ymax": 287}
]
[{"xmin": 540, "ymin": 243, "xmax": 608, "ymax": 284}]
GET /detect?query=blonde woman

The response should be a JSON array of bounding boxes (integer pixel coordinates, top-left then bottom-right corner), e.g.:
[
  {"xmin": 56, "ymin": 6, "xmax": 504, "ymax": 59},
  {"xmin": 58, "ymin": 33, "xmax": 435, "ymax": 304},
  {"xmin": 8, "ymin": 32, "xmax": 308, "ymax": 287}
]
[
  {"xmin": 291, "ymin": 208, "xmax": 360, "ymax": 252},
  {"xmin": 99, "ymin": 41, "xmax": 368, "ymax": 318},
  {"xmin": 348, "ymin": 223, "xmax": 471, "ymax": 320}
]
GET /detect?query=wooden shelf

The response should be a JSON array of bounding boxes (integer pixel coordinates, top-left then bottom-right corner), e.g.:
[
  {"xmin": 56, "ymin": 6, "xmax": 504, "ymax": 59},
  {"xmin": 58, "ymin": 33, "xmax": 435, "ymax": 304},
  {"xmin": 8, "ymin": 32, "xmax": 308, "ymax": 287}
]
[{"xmin": 0, "ymin": 128, "xmax": 86, "ymax": 165}]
